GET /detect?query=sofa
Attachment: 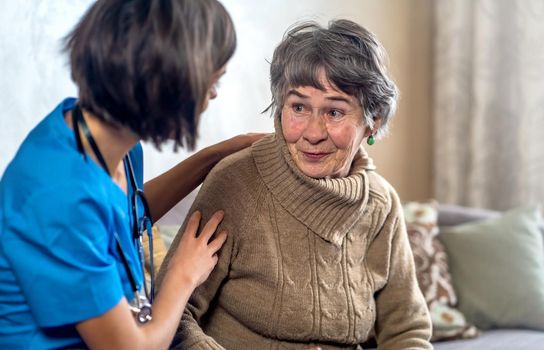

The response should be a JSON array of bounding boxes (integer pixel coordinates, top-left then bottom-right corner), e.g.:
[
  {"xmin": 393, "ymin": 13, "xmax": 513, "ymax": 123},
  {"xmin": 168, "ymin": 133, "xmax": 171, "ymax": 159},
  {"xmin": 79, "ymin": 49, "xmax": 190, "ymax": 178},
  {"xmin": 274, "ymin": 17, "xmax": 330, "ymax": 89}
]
[
  {"xmin": 433, "ymin": 329, "xmax": 544, "ymax": 350},
  {"xmin": 431, "ymin": 204, "xmax": 544, "ymax": 349},
  {"xmin": 154, "ymin": 197, "xmax": 544, "ymax": 349}
]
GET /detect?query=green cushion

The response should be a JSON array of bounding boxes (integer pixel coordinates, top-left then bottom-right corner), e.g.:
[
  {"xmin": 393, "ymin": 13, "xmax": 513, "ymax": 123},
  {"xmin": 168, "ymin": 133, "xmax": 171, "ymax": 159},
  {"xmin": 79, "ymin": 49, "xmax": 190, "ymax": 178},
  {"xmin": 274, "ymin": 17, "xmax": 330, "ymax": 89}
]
[{"xmin": 439, "ymin": 206, "xmax": 544, "ymax": 330}]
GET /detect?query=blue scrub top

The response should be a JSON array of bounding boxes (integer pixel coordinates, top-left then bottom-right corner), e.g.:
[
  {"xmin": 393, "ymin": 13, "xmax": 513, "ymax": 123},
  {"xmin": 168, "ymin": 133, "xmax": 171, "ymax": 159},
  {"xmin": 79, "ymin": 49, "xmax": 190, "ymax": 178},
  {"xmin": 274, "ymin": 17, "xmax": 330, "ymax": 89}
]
[{"xmin": 0, "ymin": 98, "xmax": 145, "ymax": 349}]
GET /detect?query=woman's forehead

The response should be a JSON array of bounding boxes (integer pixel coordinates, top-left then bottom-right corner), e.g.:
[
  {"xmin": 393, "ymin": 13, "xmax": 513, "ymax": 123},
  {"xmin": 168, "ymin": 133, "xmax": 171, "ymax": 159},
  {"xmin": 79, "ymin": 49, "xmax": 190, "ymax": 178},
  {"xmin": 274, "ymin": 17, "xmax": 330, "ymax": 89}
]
[
  {"xmin": 286, "ymin": 69, "xmax": 357, "ymax": 98},
  {"xmin": 287, "ymin": 85, "xmax": 354, "ymax": 102},
  {"xmin": 285, "ymin": 81, "xmax": 360, "ymax": 107}
]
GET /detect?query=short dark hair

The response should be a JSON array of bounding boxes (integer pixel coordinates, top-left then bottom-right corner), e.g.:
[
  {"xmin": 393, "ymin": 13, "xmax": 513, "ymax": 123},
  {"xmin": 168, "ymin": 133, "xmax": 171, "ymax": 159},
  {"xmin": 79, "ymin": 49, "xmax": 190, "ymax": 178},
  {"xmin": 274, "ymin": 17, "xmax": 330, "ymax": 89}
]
[
  {"xmin": 65, "ymin": 0, "xmax": 236, "ymax": 149},
  {"xmin": 268, "ymin": 20, "xmax": 398, "ymax": 137}
]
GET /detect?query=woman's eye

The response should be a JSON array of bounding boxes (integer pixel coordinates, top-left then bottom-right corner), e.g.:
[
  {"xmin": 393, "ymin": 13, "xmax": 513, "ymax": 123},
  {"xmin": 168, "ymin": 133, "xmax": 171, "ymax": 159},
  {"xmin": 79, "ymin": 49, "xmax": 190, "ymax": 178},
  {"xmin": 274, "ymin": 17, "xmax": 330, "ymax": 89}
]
[
  {"xmin": 328, "ymin": 109, "xmax": 344, "ymax": 118},
  {"xmin": 292, "ymin": 104, "xmax": 304, "ymax": 113}
]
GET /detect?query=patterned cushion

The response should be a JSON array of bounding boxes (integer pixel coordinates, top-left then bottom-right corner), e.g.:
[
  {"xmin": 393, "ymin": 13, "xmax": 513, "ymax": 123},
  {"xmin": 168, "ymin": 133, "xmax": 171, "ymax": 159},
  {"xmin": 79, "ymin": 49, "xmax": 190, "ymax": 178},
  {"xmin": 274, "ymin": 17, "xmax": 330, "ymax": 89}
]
[
  {"xmin": 142, "ymin": 226, "xmax": 168, "ymax": 285},
  {"xmin": 404, "ymin": 201, "xmax": 479, "ymax": 341}
]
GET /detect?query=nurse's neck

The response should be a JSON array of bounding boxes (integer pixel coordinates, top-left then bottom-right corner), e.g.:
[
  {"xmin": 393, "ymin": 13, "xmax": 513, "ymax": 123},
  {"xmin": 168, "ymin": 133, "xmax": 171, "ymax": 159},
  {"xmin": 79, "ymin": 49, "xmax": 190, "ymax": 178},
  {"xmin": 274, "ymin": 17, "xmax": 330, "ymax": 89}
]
[{"xmin": 65, "ymin": 108, "xmax": 138, "ymax": 189}]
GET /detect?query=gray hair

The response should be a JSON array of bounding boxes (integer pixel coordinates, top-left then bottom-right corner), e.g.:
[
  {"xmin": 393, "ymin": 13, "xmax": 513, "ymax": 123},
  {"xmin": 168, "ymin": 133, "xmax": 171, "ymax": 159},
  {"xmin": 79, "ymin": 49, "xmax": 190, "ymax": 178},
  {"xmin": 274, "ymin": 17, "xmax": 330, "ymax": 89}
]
[{"xmin": 267, "ymin": 19, "xmax": 398, "ymax": 138}]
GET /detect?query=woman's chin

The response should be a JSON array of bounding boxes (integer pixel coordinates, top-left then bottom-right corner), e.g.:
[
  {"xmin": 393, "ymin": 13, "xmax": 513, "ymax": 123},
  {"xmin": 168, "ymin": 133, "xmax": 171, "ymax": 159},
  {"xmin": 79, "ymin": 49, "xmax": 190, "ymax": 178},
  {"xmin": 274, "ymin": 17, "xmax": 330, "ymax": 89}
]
[{"xmin": 297, "ymin": 165, "xmax": 332, "ymax": 179}]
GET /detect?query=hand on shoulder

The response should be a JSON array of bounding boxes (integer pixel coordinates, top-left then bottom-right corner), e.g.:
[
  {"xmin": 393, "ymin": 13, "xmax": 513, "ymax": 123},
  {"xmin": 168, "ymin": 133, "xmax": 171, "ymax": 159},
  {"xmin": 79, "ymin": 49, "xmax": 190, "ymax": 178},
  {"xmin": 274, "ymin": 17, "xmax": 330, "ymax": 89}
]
[{"xmin": 210, "ymin": 133, "xmax": 268, "ymax": 160}]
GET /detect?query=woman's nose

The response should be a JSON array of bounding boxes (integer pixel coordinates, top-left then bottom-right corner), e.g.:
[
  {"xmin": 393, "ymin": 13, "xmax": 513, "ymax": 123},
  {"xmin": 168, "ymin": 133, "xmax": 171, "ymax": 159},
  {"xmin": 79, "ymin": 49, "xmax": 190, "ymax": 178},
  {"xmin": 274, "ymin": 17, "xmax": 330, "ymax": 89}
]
[{"xmin": 303, "ymin": 114, "xmax": 328, "ymax": 144}]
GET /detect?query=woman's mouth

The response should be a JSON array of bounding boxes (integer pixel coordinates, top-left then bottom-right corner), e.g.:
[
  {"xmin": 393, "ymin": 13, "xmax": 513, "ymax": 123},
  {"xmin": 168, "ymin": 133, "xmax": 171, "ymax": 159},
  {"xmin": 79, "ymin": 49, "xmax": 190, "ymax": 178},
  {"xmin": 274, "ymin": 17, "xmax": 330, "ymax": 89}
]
[{"xmin": 302, "ymin": 151, "xmax": 331, "ymax": 161}]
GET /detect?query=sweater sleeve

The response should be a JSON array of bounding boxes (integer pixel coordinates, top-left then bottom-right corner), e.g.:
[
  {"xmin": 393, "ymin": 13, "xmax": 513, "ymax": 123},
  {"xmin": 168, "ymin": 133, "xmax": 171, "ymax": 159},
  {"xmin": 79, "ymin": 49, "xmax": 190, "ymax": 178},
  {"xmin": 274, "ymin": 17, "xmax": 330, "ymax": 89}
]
[
  {"xmin": 371, "ymin": 190, "xmax": 432, "ymax": 350},
  {"xmin": 170, "ymin": 232, "xmax": 233, "ymax": 350},
  {"xmin": 156, "ymin": 153, "xmax": 251, "ymax": 349}
]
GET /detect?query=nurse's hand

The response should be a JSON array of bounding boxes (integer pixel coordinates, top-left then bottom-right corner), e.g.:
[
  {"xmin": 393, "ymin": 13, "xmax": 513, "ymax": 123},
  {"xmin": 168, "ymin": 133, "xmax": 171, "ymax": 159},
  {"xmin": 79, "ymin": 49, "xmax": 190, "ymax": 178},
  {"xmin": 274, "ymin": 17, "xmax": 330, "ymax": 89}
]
[
  {"xmin": 208, "ymin": 133, "xmax": 266, "ymax": 160},
  {"xmin": 167, "ymin": 210, "xmax": 227, "ymax": 288},
  {"xmin": 77, "ymin": 209, "xmax": 226, "ymax": 350}
]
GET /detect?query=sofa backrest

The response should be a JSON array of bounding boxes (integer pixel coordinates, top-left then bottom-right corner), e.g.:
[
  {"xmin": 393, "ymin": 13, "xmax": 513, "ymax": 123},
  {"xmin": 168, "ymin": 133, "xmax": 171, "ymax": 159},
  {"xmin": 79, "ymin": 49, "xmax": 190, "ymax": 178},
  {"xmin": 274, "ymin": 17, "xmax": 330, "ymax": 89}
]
[
  {"xmin": 437, "ymin": 204, "xmax": 501, "ymax": 227},
  {"xmin": 437, "ymin": 204, "xmax": 544, "ymax": 237}
]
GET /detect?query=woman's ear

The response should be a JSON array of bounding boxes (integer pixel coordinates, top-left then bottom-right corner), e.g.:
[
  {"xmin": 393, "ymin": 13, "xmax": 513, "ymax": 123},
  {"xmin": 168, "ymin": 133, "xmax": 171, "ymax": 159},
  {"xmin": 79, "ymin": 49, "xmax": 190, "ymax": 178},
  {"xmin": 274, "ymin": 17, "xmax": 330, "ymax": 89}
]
[{"xmin": 365, "ymin": 117, "xmax": 383, "ymax": 137}]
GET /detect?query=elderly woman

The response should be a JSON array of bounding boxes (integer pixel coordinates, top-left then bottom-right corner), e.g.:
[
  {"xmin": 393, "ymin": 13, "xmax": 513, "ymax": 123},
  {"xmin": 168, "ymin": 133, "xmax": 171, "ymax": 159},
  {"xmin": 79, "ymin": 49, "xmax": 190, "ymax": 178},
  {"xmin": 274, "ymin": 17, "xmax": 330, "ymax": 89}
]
[{"xmin": 159, "ymin": 20, "xmax": 432, "ymax": 349}]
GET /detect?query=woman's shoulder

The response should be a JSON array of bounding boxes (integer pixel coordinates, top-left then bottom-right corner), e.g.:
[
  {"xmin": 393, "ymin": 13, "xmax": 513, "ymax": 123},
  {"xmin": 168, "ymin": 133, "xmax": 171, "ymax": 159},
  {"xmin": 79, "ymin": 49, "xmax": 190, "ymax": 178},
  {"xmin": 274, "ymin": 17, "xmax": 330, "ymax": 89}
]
[
  {"xmin": 1, "ymin": 131, "xmax": 118, "ymax": 224},
  {"xmin": 366, "ymin": 170, "xmax": 400, "ymax": 208},
  {"xmin": 198, "ymin": 146, "xmax": 265, "ymax": 208},
  {"xmin": 2, "ymin": 99, "xmax": 101, "ymax": 192},
  {"xmin": 208, "ymin": 146, "xmax": 258, "ymax": 183},
  {"xmin": 3, "ymin": 145, "xmax": 115, "ymax": 204}
]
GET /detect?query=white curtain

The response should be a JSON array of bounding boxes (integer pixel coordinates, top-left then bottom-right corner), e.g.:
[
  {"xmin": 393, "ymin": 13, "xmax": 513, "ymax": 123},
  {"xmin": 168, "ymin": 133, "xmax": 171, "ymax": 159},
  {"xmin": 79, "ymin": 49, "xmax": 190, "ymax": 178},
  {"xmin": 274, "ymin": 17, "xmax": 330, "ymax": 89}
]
[{"xmin": 433, "ymin": 0, "xmax": 544, "ymax": 210}]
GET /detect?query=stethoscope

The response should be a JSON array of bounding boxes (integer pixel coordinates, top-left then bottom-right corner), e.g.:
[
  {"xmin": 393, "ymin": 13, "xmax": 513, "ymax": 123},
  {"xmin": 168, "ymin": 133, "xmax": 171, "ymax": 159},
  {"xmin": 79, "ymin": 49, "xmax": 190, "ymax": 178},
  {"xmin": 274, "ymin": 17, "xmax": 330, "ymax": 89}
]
[{"xmin": 72, "ymin": 104, "xmax": 154, "ymax": 324}]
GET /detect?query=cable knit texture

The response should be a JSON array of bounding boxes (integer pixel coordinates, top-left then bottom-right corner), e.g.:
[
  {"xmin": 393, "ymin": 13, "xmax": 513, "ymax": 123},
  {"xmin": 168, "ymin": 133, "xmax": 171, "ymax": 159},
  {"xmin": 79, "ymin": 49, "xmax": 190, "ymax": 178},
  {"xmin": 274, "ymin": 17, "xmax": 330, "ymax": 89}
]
[{"xmin": 157, "ymin": 130, "xmax": 432, "ymax": 350}]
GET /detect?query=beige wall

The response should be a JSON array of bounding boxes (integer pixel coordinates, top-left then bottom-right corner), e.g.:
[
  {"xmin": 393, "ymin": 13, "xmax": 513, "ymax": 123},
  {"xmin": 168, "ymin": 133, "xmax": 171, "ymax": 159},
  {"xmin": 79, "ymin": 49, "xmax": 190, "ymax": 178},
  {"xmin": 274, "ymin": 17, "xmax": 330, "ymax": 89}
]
[
  {"xmin": 159, "ymin": 0, "xmax": 436, "ymax": 225},
  {"xmin": 141, "ymin": 0, "xmax": 437, "ymax": 193},
  {"xmin": 0, "ymin": 0, "xmax": 434, "ymax": 204},
  {"xmin": 361, "ymin": 0, "xmax": 434, "ymax": 202}
]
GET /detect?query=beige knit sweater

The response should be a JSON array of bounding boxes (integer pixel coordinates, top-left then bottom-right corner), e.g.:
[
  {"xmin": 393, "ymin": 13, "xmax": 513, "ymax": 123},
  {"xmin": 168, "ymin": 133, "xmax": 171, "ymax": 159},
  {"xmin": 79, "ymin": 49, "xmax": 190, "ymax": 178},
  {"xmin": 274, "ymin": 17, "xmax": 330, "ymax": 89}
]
[{"xmin": 158, "ymin": 131, "xmax": 432, "ymax": 350}]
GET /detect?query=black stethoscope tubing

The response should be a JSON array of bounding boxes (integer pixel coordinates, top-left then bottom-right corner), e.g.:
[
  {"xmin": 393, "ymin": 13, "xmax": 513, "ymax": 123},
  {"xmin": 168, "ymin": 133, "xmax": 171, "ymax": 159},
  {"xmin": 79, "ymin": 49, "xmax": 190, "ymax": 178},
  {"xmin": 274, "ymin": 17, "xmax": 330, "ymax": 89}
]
[{"xmin": 71, "ymin": 104, "xmax": 154, "ymax": 305}]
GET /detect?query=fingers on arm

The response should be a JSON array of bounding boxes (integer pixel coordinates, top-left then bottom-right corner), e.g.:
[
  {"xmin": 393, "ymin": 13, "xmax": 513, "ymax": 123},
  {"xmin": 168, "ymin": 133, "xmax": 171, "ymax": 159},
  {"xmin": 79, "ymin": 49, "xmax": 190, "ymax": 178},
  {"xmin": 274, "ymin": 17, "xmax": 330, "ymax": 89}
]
[
  {"xmin": 198, "ymin": 210, "xmax": 224, "ymax": 242},
  {"xmin": 207, "ymin": 231, "xmax": 228, "ymax": 255},
  {"xmin": 181, "ymin": 209, "xmax": 227, "ymax": 255},
  {"xmin": 181, "ymin": 211, "xmax": 201, "ymax": 241}
]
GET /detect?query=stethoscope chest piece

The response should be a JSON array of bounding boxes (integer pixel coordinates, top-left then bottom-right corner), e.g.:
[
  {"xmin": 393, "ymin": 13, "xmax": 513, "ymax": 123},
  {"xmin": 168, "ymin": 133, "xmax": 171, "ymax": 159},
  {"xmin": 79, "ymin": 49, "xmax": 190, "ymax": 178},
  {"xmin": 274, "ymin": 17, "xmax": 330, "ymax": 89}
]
[{"xmin": 130, "ymin": 290, "xmax": 153, "ymax": 324}]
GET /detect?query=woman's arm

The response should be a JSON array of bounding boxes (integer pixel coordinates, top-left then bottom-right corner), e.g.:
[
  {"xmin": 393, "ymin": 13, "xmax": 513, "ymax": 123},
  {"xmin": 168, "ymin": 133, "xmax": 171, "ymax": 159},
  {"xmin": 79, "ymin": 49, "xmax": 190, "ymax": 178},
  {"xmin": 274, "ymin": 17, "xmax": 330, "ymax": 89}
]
[
  {"xmin": 168, "ymin": 222, "xmax": 233, "ymax": 350},
  {"xmin": 371, "ymin": 192, "xmax": 432, "ymax": 350},
  {"xmin": 76, "ymin": 211, "xmax": 227, "ymax": 350},
  {"xmin": 155, "ymin": 160, "xmax": 241, "ymax": 349},
  {"xmin": 144, "ymin": 133, "xmax": 264, "ymax": 222}
]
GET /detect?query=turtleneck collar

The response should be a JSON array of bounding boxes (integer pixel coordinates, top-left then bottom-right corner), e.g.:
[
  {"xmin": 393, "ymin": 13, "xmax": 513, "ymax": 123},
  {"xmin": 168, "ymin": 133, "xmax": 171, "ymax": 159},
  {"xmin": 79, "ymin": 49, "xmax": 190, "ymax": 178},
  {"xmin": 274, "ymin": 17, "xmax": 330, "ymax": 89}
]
[{"xmin": 252, "ymin": 117, "xmax": 375, "ymax": 246}]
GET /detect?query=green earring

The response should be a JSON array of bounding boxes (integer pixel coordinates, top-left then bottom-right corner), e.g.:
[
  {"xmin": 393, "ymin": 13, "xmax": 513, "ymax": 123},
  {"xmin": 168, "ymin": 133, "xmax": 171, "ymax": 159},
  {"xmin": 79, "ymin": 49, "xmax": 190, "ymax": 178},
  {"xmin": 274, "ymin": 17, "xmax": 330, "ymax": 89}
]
[{"xmin": 367, "ymin": 135, "xmax": 375, "ymax": 146}]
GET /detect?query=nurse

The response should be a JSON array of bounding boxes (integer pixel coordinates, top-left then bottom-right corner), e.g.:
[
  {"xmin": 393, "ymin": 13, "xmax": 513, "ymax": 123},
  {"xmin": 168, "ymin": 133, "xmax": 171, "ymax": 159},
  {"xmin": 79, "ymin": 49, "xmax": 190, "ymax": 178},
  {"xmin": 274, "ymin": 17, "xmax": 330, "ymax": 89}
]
[{"xmin": 0, "ymin": 0, "xmax": 260, "ymax": 348}]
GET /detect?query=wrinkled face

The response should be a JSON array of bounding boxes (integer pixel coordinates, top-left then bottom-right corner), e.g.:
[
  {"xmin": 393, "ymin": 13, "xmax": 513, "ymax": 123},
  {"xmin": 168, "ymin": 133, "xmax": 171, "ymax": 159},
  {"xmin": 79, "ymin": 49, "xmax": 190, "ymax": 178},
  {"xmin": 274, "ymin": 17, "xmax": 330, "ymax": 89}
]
[{"xmin": 281, "ymin": 73, "xmax": 371, "ymax": 178}]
